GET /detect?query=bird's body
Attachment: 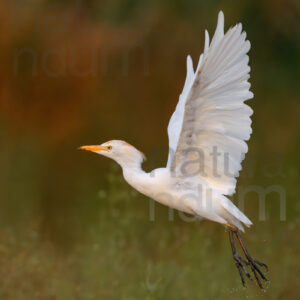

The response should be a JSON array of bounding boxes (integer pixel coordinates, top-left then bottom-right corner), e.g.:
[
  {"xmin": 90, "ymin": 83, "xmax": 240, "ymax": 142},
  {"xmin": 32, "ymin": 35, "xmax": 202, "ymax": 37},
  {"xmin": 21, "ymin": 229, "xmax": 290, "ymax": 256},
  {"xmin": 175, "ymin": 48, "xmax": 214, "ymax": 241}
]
[
  {"xmin": 124, "ymin": 166, "xmax": 195, "ymax": 215},
  {"xmin": 123, "ymin": 162, "xmax": 250, "ymax": 227},
  {"xmin": 80, "ymin": 11, "xmax": 268, "ymax": 289}
]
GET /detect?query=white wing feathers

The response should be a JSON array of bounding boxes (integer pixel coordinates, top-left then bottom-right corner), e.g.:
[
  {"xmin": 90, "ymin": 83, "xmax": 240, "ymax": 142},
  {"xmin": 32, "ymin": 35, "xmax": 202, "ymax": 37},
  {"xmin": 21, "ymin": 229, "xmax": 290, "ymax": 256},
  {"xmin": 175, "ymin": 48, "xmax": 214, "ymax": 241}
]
[
  {"xmin": 167, "ymin": 55, "xmax": 194, "ymax": 168},
  {"xmin": 167, "ymin": 11, "xmax": 253, "ymax": 198},
  {"xmin": 166, "ymin": 21, "xmax": 212, "ymax": 169}
]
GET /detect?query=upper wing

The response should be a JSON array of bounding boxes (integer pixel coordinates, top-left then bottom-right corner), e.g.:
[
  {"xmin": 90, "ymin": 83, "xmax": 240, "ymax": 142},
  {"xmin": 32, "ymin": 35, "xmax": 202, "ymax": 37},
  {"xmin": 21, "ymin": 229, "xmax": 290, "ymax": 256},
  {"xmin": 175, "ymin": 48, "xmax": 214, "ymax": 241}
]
[{"xmin": 167, "ymin": 11, "xmax": 253, "ymax": 196}]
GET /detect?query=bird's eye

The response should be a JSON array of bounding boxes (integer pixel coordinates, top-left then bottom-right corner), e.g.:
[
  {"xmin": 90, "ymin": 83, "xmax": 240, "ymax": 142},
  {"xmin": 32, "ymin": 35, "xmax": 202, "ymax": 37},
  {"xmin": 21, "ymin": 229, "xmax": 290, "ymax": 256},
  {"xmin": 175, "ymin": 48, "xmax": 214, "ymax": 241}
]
[{"xmin": 107, "ymin": 146, "xmax": 112, "ymax": 150}]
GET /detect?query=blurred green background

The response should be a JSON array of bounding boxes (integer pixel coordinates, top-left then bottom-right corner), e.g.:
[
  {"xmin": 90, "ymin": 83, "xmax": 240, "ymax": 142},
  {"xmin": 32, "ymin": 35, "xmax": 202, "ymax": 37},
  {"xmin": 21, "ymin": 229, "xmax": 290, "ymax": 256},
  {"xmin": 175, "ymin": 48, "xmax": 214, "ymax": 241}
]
[{"xmin": 0, "ymin": 0, "xmax": 299, "ymax": 299}]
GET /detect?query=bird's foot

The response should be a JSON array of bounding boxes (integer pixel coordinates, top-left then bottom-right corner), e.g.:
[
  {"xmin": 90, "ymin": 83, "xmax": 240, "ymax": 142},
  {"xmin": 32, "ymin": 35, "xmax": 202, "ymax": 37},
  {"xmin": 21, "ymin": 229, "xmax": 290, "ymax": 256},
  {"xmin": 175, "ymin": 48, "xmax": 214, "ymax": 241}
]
[
  {"xmin": 233, "ymin": 252, "xmax": 251, "ymax": 286},
  {"xmin": 242, "ymin": 252, "xmax": 268, "ymax": 289},
  {"xmin": 227, "ymin": 226, "xmax": 269, "ymax": 290}
]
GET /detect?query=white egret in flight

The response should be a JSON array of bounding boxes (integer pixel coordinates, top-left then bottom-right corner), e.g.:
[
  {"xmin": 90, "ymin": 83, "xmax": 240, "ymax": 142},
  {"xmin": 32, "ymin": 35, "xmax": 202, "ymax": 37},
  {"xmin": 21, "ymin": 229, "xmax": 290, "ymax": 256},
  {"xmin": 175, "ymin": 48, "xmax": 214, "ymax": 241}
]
[{"xmin": 80, "ymin": 11, "xmax": 268, "ymax": 289}]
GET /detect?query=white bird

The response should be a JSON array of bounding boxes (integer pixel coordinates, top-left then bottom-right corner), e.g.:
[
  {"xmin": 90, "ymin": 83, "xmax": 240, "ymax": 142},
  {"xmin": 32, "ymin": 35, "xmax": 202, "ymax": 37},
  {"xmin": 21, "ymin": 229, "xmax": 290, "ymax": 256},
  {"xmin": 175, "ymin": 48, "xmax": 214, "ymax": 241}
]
[{"xmin": 80, "ymin": 11, "xmax": 268, "ymax": 289}]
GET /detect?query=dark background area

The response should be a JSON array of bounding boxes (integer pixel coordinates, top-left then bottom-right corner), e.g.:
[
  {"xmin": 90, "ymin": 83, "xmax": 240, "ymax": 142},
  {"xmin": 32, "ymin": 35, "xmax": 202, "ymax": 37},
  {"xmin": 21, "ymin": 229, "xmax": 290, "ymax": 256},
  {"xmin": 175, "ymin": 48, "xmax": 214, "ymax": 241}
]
[{"xmin": 0, "ymin": 0, "xmax": 299, "ymax": 299}]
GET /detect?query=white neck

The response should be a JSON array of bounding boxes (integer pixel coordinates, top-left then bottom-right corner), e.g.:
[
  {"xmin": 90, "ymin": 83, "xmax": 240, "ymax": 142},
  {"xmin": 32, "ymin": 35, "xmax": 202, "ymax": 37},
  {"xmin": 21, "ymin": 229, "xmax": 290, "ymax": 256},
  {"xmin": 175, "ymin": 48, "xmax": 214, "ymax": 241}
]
[
  {"xmin": 117, "ymin": 156, "xmax": 144, "ymax": 171},
  {"xmin": 121, "ymin": 161, "xmax": 152, "ymax": 196}
]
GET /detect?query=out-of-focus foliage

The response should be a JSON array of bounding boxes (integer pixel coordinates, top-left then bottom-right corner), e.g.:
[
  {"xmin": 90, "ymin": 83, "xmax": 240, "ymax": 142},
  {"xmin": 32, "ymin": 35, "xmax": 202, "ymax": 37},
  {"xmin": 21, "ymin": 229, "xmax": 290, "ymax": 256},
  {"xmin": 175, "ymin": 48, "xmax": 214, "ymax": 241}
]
[{"xmin": 0, "ymin": 0, "xmax": 299, "ymax": 299}]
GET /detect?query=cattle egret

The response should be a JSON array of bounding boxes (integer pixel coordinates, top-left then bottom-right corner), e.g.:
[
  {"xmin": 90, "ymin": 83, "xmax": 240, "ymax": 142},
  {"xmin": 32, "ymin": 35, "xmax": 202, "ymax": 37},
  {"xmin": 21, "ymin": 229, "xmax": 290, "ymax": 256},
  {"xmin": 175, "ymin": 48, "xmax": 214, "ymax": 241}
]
[{"xmin": 80, "ymin": 11, "xmax": 268, "ymax": 289}]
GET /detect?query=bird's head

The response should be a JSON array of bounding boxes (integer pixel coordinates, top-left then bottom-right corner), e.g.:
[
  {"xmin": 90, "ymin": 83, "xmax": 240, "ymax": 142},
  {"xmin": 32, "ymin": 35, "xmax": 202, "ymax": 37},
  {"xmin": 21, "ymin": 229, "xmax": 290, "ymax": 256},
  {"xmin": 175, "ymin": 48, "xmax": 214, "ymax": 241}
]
[{"xmin": 79, "ymin": 140, "xmax": 145, "ymax": 168}]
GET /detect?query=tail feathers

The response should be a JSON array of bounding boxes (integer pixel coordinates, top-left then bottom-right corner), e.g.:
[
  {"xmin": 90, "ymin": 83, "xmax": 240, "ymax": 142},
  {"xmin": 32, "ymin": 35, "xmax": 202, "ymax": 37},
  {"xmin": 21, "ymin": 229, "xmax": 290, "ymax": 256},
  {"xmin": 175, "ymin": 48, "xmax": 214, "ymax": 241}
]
[{"xmin": 218, "ymin": 195, "xmax": 252, "ymax": 232}]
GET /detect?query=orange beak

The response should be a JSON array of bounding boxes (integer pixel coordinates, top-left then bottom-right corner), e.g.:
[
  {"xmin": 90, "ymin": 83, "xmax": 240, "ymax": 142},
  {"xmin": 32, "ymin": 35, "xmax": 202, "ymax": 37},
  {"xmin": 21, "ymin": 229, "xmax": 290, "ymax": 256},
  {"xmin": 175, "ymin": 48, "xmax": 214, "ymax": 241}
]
[{"xmin": 78, "ymin": 145, "xmax": 109, "ymax": 152}]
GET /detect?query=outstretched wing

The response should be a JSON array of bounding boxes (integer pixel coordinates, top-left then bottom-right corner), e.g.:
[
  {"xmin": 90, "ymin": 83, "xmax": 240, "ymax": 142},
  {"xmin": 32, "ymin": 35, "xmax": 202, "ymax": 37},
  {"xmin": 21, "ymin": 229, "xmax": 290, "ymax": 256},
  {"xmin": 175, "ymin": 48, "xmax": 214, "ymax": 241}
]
[{"xmin": 167, "ymin": 11, "xmax": 253, "ymax": 196}]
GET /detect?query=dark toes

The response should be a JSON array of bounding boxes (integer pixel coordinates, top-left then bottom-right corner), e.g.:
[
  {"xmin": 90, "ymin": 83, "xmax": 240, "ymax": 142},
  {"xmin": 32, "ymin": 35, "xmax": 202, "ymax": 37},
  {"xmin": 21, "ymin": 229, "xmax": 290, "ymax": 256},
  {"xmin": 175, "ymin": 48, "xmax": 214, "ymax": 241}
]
[
  {"xmin": 252, "ymin": 261, "xmax": 268, "ymax": 281},
  {"xmin": 233, "ymin": 254, "xmax": 252, "ymax": 282},
  {"xmin": 254, "ymin": 259, "xmax": 269, "ymax": 272},
  {"xmin": 246, "ymin": 257, "xmax": 268, "ymax": 289}
]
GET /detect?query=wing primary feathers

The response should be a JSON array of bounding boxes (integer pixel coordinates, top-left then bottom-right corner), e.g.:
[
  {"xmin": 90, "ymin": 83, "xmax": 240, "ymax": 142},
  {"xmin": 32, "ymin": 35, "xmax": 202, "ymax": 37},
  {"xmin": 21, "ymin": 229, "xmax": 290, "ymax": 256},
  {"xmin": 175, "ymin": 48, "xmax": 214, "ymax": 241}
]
[
  {"xmin": 204, "ymin": 30, "xmax": 210, "ymax": 53},
  {"xmin": 167, "ymin": 11, "xmax": 254, "ymax": 204}
]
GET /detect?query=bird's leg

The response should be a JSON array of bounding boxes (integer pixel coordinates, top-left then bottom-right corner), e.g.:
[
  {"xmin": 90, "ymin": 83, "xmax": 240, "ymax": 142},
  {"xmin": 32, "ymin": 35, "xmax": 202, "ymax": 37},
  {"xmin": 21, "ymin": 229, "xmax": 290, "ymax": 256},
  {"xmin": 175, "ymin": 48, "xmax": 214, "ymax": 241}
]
[
  {"xmin": 226, "ymin": 224, "xmax": 268, "ymax": 290},
  {"xmin": 234, "ymin": 229, "xmax": 268, "ymax": 289},
  {"xmin": 228, "ymin": 229, "xmax": 251, "ymax": 286}
]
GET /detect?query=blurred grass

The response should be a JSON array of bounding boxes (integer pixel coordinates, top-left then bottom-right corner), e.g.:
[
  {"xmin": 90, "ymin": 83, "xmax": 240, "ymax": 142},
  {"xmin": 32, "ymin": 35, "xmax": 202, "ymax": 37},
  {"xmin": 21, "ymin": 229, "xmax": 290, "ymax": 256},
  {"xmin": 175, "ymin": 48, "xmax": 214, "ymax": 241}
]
[
  {"xmin": 0, "ymin": 0, "xmax": 299, "ymax": 299},
  {"xmin": 0, "ymin": 165, "xmax": 299, "ymax": 299}
]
